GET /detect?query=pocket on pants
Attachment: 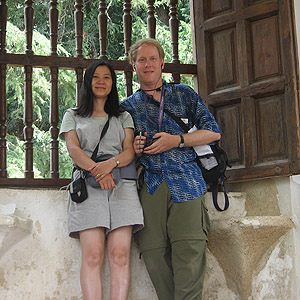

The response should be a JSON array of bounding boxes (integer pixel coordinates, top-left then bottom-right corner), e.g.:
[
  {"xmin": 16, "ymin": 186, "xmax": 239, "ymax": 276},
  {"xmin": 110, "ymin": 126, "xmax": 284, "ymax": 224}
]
[{"xmin": 201, "ymin": 198, "xmax": 210, "ymax": 237}]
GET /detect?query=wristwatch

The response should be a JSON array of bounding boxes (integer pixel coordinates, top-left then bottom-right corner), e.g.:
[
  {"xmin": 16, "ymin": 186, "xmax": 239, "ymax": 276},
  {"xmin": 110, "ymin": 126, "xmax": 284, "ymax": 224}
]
[
  {"xmin": 112, "ymin": 157, "xmax": 120, "ymax": 167},
  {"xmin": 179, "ymin": 135, "xmax": 185, "ymax": 148}
]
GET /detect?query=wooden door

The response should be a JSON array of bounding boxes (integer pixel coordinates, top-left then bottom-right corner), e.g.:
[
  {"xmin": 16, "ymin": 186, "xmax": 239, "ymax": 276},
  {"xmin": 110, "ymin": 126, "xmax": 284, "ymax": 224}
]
[{"xmin": 191, "ymin": 0, "xmax": 300, "ymax": 181}]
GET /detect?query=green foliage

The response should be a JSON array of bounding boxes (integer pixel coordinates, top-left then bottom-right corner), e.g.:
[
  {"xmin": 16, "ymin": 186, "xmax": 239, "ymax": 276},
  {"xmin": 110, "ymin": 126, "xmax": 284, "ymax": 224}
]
[
  {"xmin": 58, "ymin": 139, "xmax": 73, "ymax": 179},
  {"xmin": 32, "ymin": 124, "xmax": 51, "ymax": 178},
  {"xmin": 6, "ymin": 21, "xmax": 76, "ymax": 178},
  {"xmin": 6, "ymin": 134, "xmax": 25, "ymax": 178},
  {"xmin": 6, "ymin": 22, "xmax": 75, "ymax": 134},
  {"xmin": 31, "ymin": 125, "xmax": 73, "ymax": 179},
  {"xmin": 6, "ymin": 127, "xmax": 72, "ymax": 179},
  {"xmin": 6, "ymin": 131, "xmax": 43, "ymax": 178},
  {"xmin": 58, "ymin": 69, "xmax": 77, "ymax": 120}
]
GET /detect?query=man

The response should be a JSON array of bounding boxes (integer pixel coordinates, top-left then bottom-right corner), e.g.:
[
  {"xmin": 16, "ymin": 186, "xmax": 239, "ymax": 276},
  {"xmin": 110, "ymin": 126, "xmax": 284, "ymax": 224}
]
[{"xmin": 121, "ymin": 38, "xmax": 221, "ymax": 300}]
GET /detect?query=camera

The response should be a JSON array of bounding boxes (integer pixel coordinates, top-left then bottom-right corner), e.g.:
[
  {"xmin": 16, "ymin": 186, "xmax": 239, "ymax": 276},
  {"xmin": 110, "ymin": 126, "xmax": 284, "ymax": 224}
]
[{"xmin": 145, "ymin": 137, "xmax": 158, "ymax": 147}]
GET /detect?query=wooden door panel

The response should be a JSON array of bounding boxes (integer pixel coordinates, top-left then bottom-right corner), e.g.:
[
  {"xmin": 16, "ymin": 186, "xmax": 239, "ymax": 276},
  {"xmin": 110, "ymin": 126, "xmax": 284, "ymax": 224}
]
[
  {"xmin": 215, "ymin": 103, "xmax": 243, "ymax": 166},
  {"xmin": 250, "ymin": 15, "xmax": 282, "ymax": 82},
  {"xmin": 192, "ymin": 0, "xmax": 300, "ymax": 181},
  {"xmin": 256, "ymin": 94, "xmax": 287, "ymax": 162},
  {"xmin": 209, "ymin": 27, "xmax": 238, "ymax": 92},
  {"xmin": 242, "ymin": 96, "xmax": 258, "ymax": 167},
  {"xmin": 226, "ymin": 158, "xmax": 290, "ymax": 180},
  {"xmin": 248, "ymin": 0, "xmax": 267, "ymax": 6},
  {"xmin": 205, "ymin": 0, "xmax": 234, "ymax": 19}
]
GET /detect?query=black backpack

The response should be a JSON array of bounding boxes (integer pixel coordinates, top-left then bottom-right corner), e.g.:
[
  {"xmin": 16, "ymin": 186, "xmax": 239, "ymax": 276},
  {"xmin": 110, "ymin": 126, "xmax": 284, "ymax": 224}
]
[
  {"xmin": 196, "ymin": 144, "xmax": 231, "ymax": 211},
  {"xmin": 196, "ymin": 144, "xmax": 228, "ymax": 184}
]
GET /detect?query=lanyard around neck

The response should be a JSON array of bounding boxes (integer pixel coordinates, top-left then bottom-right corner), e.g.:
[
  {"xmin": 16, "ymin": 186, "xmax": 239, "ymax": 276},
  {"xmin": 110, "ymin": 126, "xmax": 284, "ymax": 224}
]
[{"xmin": 143, "ymin": 85, "xmax": 165, "ymax": 132}]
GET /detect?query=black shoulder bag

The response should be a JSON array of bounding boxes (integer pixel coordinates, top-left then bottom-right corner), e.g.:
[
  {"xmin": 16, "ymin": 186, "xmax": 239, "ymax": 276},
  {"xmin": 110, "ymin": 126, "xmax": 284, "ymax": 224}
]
[{"xmin": 149, "ymin": 98, "xmax": 231, "ymax": 211}]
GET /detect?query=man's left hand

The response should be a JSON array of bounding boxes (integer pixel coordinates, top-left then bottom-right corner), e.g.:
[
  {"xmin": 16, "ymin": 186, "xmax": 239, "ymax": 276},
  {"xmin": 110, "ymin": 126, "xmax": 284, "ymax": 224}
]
[{"xmin": 143, "ymin": 132, "xmax": 180, "ymax": 154}]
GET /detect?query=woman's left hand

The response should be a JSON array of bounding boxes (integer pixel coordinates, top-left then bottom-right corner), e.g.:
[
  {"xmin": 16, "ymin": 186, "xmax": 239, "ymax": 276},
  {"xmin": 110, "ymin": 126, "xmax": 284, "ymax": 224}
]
[{"xmin": 99, "ymin": 174, "xmax": 117, "ymax": 189}]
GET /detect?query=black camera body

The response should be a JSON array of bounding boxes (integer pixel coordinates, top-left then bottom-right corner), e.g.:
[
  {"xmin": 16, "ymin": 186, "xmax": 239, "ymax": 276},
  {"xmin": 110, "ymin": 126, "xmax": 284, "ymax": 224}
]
[{"xmin": 145, "ymin": 137, "xmax": 159, "ymax": 147}]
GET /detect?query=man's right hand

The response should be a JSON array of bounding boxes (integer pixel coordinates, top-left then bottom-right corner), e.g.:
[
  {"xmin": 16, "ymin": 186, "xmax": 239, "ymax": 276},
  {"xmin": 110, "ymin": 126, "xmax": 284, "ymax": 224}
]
[{"xmin": 134, "ymin": 133, "xmax": 147, "ymax": 155}]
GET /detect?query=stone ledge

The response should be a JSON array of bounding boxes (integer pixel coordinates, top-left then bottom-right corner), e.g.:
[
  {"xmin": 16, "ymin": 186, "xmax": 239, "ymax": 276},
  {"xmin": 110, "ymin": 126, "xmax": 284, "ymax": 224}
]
[
  {"xmin": 208, "ymin": 215, "xmax": 294, "ymax": 300},
  {"xmin": 0, "ymin": 214, "xmax": 33, "ymax": 259}
]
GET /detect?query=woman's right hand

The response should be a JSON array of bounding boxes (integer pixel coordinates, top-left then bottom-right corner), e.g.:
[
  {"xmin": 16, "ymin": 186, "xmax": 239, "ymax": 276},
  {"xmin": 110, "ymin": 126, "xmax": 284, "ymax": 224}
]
[
  {"xmin": 89, "ymin": 159, "xmax": 115, "ymax": 182},
  {"xmin": 134, "ymin": 132, "xmax": 147, "ymax": 155},
  {"xmin": 99, "ymin": 174, "xmax": 116, "ymax": 190}
]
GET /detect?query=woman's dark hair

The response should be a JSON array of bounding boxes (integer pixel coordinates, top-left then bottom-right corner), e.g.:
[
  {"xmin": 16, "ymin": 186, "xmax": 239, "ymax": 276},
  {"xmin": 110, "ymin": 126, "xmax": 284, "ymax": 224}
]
[{"xmin": 74, "ymin": 60, "xmax": 122, "ymax": 117}]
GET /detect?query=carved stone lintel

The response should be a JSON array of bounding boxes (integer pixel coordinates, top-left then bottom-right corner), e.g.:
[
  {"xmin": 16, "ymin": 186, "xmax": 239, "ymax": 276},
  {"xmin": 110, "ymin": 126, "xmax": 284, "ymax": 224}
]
[
  {"xmin": 0, "ymin": 214, "xmax": 33, "ymax": 259},
  {"xmin": 208, "ymin": 215, "xmax": 294, "ymax": 300}
]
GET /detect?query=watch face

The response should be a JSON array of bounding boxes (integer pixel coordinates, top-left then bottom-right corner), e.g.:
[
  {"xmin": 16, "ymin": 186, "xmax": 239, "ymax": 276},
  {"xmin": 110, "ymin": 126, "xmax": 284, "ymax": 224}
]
[{"xmin": 179, "ymin": 143, "xmax": 184, "ymax": 148}]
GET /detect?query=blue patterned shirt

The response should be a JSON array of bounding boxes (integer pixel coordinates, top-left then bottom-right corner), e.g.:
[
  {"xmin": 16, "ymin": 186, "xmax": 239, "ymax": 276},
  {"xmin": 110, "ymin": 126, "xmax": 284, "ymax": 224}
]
[{"xmin": 120, "ymin": 83, "xmax": 221, "ymax": 202}]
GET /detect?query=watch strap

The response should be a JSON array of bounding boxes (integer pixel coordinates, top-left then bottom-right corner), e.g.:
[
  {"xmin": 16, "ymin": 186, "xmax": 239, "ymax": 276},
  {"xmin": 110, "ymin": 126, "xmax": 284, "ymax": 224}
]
[
  {"xmin": 112, "ymin": 157, "xmax": 120, "ymax": 167},
  {"xmin": 179, "ymin": 134, "xmax": 184, "ymax": 147}
]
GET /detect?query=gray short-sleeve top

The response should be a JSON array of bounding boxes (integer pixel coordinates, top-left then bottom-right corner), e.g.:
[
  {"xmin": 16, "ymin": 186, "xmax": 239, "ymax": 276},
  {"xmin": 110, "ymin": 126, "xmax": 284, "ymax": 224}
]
[{"xmin": 59, "ymin": 109, "xmax": 134, "ymax": 159}]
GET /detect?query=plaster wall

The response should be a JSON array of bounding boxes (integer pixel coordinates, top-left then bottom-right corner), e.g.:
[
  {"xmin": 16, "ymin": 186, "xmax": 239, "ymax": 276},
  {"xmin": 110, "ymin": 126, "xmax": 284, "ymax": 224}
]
[
  {"xmin": 227, "ymin": 177, "xmax": 298, "ymax": 300},
  {"xmin": 0, "ymin": 182, "xmax": 298, "ymax": 300},
  {"xmin": 0, "ymin": 188, "xmax": 156, "ymax": 300}
]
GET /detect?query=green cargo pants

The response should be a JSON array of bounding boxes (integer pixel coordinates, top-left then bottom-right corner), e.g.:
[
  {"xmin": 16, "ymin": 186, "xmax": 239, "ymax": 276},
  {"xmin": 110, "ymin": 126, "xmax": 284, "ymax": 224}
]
[{"xmin": 136, "ymin": 181, "xmax": 210, "ymax": 300}]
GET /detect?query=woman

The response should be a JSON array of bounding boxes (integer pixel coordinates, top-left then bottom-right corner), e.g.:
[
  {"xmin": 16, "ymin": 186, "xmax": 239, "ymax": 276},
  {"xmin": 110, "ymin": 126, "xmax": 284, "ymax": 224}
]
[{"xmin": 59, "ymin": 60, "xmax": 143, "ymax": 300}]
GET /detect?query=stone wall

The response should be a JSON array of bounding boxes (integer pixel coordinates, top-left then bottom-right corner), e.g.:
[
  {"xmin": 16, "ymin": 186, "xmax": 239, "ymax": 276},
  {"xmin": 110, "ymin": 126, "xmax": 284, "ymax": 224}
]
[{"xmin": 0, "ymin": 176, "xmax": 299, "ymax": 299}]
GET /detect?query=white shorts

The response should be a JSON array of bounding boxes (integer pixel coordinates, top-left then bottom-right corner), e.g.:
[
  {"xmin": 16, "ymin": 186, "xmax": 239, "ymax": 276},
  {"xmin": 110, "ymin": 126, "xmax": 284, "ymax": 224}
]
[{"xmin": 68, "ymin": 179, "xmax": 144, "ymax": 239}]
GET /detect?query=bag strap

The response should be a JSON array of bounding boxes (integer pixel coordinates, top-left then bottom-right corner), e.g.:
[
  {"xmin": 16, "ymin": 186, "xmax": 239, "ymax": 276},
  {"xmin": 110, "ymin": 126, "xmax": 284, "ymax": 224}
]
[
  {"xmin": 148, "ymin": 96, "xmax": 229, "ymax": 212},
  {"xmin": 148, "ymin": 97, "xmax": 189, "ymax": 132},
  {"xmin": 91, "ymin": 117, "xmax": 110, "ymax": 161},
  {"xmin": 211, "ymin": 176, "xmax": 229, "ymax": 211},
  {"xmin": 73, "ymin": 117, "xmax": 110, "ymax": 175}
]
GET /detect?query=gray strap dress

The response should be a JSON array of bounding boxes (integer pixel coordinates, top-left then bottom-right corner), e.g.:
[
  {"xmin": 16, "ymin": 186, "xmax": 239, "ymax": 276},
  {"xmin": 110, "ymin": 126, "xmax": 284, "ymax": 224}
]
[{"xmin": 59, "ymin": 109, "xmax": 144, "ymax": 238}]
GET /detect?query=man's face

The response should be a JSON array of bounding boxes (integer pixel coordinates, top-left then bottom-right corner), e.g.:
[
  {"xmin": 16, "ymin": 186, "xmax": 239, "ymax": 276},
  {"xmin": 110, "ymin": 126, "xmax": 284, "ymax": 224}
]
[{"xmin": 133, "ymin": 43, "xmax": 164, "ymax": 87}]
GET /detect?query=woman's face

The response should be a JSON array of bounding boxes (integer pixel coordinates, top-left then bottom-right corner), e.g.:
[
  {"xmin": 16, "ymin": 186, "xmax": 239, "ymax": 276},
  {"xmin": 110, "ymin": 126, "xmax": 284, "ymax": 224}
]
[{"xmin": 91, "ymin": 65, "xmax": 113, "ymax": 101}]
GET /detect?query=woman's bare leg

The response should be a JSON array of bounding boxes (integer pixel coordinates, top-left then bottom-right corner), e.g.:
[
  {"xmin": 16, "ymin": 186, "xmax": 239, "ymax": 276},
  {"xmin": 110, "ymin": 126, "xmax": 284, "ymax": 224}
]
[
  {"xmin": 107, "ymin": 226, "xmax": 133, "ymax": 300},
  {"xmin": 79, "ymin": 227, "xmax": 106, "ymax": 300}
]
